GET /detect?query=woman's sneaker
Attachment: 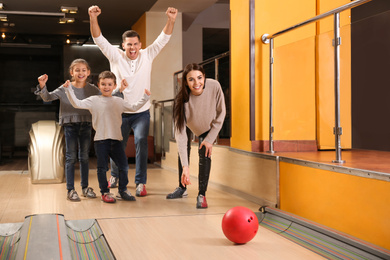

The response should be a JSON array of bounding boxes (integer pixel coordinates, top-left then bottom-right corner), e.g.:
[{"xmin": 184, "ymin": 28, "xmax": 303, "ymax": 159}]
[
  {"xmin": 108, "ymin": 176, "xmax": 118, "ymax": 188},
  {"xmin": 166, "ymin": 187, "xmax": 188, "ymax": 199},
  {"xmin": 101, "ymin": 193, "xmax": 116, "ymax": 203},
  {"xmin": 82, "ymin": 187, "xmax": 96, "ymax": 198},
  {"xmin": 67, "ymin": 190, "xmax": 81, "ymax": 202},
  {"xmin": 196, "ymin": 195, "xmax": 208, "ymax": 209},
  {"xmin": 116, "ymin": 190, "xmax": 136, "ymax": 201}
]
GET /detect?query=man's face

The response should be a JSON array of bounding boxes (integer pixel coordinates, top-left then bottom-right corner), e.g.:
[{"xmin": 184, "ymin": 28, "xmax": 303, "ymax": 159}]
[
  {"xmin": 98, "ymin": 78, "xmax": 116, "ymax": 97},
  {"xmin": 122, "ymin": 37, "xmax": 142, "ymax": 60}
]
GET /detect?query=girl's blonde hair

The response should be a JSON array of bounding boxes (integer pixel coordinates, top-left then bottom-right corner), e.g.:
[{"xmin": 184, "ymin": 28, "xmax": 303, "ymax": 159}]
[{"xmin": 69, "ymin": 59, "xmax": 91, "ymax": 81}]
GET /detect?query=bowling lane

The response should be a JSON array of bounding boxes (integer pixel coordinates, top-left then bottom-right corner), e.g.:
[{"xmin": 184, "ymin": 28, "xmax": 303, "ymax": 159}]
[{"xmin": 98, "ymin": 214, "xmax": 325, "ymax": 260}]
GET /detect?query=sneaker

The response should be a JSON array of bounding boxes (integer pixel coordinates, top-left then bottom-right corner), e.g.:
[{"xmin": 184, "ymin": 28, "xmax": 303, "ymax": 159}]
[
  {"xmin": 101, "ymin": 193, "xmax": 116, "ymax": 203},
  {"xmin": 67, "ymin": 190, "xmax": 81, "ymax": 202},
  {"xmin": 166, "ymin": 187, "xmax": 188, "ymax": 199},
  {"xmin": 196, "ymin": 195, "xmax": 208, "ymax": 209},
  {"xmin": 116, "ymin": 190, "xmax": 136, "ymax": 201},
  {"xmin": 136, "ymin": 184, "xmax": 147, "ymax": 197},
  {"xmin": 108, "ymin": 176, "xmax": 118, "ymax": 188},
  {"xmin": 82, "ymin": 187, "xmax": 96, "ymax": 198}
]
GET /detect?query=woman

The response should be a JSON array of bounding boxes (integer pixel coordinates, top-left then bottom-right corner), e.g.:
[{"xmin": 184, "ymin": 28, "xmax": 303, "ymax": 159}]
[{"xmin": 166, "ymin": 63, "xmax": 226, "ymax": 208}]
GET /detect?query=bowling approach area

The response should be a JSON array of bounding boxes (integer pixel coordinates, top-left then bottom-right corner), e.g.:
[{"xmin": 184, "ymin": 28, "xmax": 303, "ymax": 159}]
[
  {"xmin": 0, "ymin": 164, "xmax": 319, "ymax": 260},
  {"xmin": 1, "ymin": 156, "xmax": 389, "ymax": 260}
]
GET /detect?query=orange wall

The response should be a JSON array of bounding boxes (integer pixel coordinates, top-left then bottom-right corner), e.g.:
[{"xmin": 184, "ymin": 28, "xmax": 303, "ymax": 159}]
[
  {"xmin": 316, "ymin": 0, "xmax": 352, "ymax": 149},
  {"xmin": 230, "ymin": 0, "xmax": 251, "ymax": 151},
  {"xmin": 279, "ymin": 162, "xmax": 390, "ymax": 250},
  {"xmin": 132, "ymin": 13, "xmax": 146, "ymax": 46},
  {"xmin": 256, "ymin": 1, "xmax": 317, "ymax": 144},
  {"xmin": 230, "ymin": 0, "xmax": 352, "ymax": 151}
]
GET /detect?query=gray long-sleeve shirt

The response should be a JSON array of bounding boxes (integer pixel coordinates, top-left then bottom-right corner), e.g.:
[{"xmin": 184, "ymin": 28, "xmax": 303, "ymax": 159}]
[
  {"xmin": 35, "ymin": 83, "xmax": 100, "ymax": 125},
  {"xmin": 175, "ymin": 78, "xmax": 226, "ymax": 167},
  {"xmin": 65, "ymin": 87, "xmax": 150, "ymax": 141}
]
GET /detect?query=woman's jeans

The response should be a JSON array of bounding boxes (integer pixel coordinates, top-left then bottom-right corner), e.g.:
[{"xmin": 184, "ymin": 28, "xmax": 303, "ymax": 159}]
[
  {"xmin": 178, "ymin": 128, "xmax": 211, "ymax": 193},
  {"xmin": 63, "ymin": 122, "xmax": 92, "ymax": 191},
  {"xmin": 95, "ymin": 139, "xmax": 129, "ymax": 194}
]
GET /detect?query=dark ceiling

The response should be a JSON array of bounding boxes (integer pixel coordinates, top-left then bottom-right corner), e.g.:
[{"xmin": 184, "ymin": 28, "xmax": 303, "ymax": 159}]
[
  {"xmin": 0, "ymin": 0, "xmax": 226, "ymax": 46},
  {"xmin": 0, "ymin": 0, "xmax": 157, "ymax": 45}
]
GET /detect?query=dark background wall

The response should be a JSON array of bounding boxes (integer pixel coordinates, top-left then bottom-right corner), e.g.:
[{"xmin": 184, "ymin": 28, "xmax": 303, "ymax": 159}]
[
  {"xmin": 351, "ymin": 0, "xmax": 390, "ymax": 151},
  {"xmin": 0, "ymin": 44, "xmax": 109, "ymax": 155}
]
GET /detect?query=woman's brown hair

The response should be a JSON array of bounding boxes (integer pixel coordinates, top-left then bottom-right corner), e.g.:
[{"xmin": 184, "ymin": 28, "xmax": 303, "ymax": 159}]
[{"xmin": 173, "ymin": 63, "xmax": 205, "ymax": 131}]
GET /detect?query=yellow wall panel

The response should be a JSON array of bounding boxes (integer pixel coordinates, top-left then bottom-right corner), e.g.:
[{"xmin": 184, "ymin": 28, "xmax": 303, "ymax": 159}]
[
  {"xmin": 316, "ymin": 2, "xmax": 352, "ymax": 149},
  {"xmin": 132, "ymin": 13, "xmax": 146, "ymax": 45},
  {"xmin": 230, "ymin": 0, "xmax": 251, "ymax": 151},
  {"xmin": 273, "ymin": 36, "xmax": 316, "ymax": 140},
  {"xmin": 256, "ymin": 0, "xmax": 317, "ymax": 141},
  {"xmin": 279, "ymin": 162, "xmax": 390, "ymax": 249}
]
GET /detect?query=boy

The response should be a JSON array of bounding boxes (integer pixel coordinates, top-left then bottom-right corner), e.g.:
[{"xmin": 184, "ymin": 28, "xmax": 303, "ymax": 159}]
[{"xmin": 64, "ymin": 71, "xmax": 150, "ymax": 203}]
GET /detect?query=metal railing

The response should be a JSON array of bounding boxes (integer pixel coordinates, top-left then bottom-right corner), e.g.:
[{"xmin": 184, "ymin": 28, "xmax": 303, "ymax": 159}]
[
  {"xmin": 261, "ymin": 0, "xmax": 372, "ymax": 163},
  {"xmin": 173, "ymin": 51, "xmax": 229, "ymax": 95},
  {"xmin": 153, "ymin": 51, "xmax": 230, "ymax": 160},
  {"xmin": 152, "ymin": 98, "xmax": 174, "ymax": 160}
]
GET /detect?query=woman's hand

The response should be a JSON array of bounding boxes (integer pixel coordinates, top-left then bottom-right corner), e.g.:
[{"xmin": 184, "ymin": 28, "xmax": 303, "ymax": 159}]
[
  {"xmin": 200, "ymin": 140, "xmax": 213, "ymax": 157},
  {"xmin": 180, "ymin": 166, "xmax": 191, "ymax": 186}
]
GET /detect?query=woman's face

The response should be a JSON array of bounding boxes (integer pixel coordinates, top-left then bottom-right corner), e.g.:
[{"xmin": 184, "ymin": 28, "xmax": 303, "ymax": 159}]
[{"xmin": 186, "ymin": 70, "xmax": 205, "ymax": 96}]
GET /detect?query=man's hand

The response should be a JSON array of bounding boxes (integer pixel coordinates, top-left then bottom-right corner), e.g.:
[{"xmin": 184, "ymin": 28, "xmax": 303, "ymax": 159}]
[
  {"xmin": 88, "ymin": 5, "xmax": 101, "ymax": 18},
  {"xmin": 166, "ymin": 7, "xmax": 178, "ymax": 22}
]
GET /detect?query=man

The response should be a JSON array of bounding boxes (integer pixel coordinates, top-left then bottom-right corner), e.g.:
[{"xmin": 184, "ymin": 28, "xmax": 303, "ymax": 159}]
[{"xmin": 88, "ymin": 5, "xmax": 178, "ymax": 197}]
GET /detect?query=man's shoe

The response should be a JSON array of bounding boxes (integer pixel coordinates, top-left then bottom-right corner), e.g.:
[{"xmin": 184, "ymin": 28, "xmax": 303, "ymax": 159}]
[
  {"xmin": 196, "ymin": 195, "xmax": 208, "ymax": 209},
  {"xmin": 108, "ymin": 176, "xmax": 118, "ymax": 188},
  {"xmin": 67, "ymin": 189, "xmax": 81, "ymax": 202},
  {"xmin": 82, "ymin": 187, "xmax": 96, "ymax": 198},
  {"xmin": 117, "ymin": 190, "xmax": 136, "ymax": 201},
  {"xmin": 101, "ymin": 193, "xmax": 116, "ymax": 203},
  {"xmin": 166, "ymin": 187, "xmax": 188, "ymax": 199},
  {"xmin": 136, "ymin": 184, "xmax": 147, "ymax": 197}
]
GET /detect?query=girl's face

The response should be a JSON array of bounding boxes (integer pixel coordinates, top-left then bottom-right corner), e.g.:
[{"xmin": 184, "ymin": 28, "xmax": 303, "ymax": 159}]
[
  {"xmin": 70, "ymin": 63, "xmax": 90, "ymax": 83},
  {"xmin": 186, "ymin": 70, "xmax": 205, "ymax": 96}
]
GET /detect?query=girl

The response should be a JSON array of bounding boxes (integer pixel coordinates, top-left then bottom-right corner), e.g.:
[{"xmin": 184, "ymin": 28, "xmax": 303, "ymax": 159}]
[
  {"xmin": 166, "ymin": 63, "xmax": 226, "ymax": 208},
  {"xmin": 36, "ymin": 59, "xmax": 100, "ymax": 201}
]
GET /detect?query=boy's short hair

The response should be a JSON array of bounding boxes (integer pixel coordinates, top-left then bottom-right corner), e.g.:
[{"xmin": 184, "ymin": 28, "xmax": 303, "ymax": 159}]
[
  {"xmin": 98, "ymin": 71, "xmax": 116, "ymax": 84},
  {"xmin": 122, "ymin": 30, "xmax": 141, "ymax": 42}
]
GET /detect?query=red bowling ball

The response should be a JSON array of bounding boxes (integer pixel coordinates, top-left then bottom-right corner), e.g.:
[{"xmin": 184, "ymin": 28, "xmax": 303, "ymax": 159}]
[{"xmin": 222, "ymin": 206, "xmax": 259, "ymax": 244}]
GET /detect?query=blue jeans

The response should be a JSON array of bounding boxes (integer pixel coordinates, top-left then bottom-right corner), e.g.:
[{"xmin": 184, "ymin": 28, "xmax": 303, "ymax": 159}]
[
  {"xmin": 63, "ymin": 122, "xmax": 92, "ymax": 191},
  {"xmin": 110, "ymin": 110, "xmax": 150, "ymax": 185},
  {"xmin": 95, "ymin": 139, "xmax": 129, "ymax": 194}
]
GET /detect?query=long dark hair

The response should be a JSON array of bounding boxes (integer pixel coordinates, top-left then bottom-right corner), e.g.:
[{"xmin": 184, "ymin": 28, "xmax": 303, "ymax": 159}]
[{"xmin": 173, "ymin": 63, "xmax": 205, "ymax": 131}]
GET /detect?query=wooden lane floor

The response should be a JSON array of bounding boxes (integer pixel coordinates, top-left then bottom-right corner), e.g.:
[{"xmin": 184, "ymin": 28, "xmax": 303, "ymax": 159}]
[
  {"xmin": 98, "ymin": 215, "xmax": 324, "ymax": 260},
  {"xmin": 0, "ymin": 166, "xmax": 324, "ymax": 259}
]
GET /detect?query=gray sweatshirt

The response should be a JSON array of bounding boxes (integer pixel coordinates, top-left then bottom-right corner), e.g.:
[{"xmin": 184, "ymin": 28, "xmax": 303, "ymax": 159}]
[
  {"xmin": 35, "ymin": 83, "xmax": 100, "ymax": 125},
  {"xmin": 65, "ymin": 87, "xmax": 150, "ymax": 141},
  {"xmin": 175, "ymin": 78, "xmax": 226, "ymax": 167}
]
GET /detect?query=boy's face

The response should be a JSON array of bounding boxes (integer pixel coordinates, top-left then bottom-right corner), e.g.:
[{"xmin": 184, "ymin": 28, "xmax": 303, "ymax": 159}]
[{"xmin": 98, "ymin": 78, "xmax": 116, "ymax": 97}]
